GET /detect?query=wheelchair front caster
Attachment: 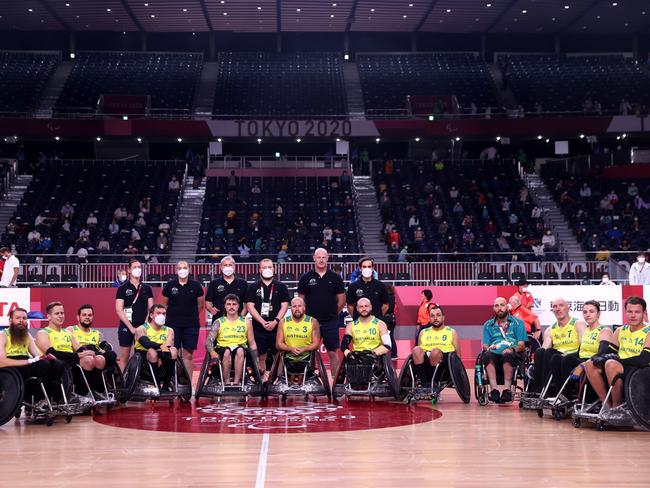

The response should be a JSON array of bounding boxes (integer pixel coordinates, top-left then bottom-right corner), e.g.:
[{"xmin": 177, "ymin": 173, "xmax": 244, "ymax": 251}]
[
  {"xmin": 572, "ymin": 418, "xmax": 581, "ymax": 429},
  {"xmin": 65, "ymin": 416, "xmax": 72, "ymax": 424}
]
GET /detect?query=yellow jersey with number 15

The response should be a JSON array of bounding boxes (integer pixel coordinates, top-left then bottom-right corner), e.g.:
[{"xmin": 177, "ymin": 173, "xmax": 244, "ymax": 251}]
[{"xmin": 135, "ymin": 323, "xmax": 170, "ymax": 351}]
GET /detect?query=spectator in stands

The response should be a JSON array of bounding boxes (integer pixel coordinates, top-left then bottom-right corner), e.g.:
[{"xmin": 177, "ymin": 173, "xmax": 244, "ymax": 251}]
[
  {"xmin": 444, "ymin": 236, "xmax": 457, "ymax": 254},
  {"xmin": 532, "ymin": 241, "xmax": 545, "ymax": 260},
  {"xmin": 496, "ymin": 233, "xmax": 511, "ymax": 252},
  {"xmin": 452, "ymin": 201, "xmax": 464, "ymax": 217},
  {"xmin": 463, "ymin": 228, "xmax": 475, "ymax": 246},
  {"xmin": 599, "ymin": 273, "xmax": 616, "ymax": 285},
  {"xmin": 595, "ymin": 245, "xmax": 611, "ymax": 261},
  {"xmin": 501, "ymin": 197, "xmax": 511, "ymax": 213},
  {"xmin": 607, "ymin": 225, "xmax": 623, "ymax": 241},
  {"xmin": 388, "ymin": 228, "xmax": 402, "ymax": 248},
  {"xmin": 531, "ymin": 205, "xmax": 542, "ymax": 220},
  {"xmin": 508, "ymin": 212, "xmax": 519, "ymax": 226},
  {"xmin": 0, "ymin": 247, "xmax": 19, "ymax": 288},
  {"xmin": 323, "ymin": 225, "xmax": 333, "ymax": 242},
  {"xmin": 449, "ymin": 186, "xmax": 459, "ymax": 199},
  {"xmin": 238, "ymin": 239, "xmax": 251, "ymax": 261},
  {"xmin": 634, "ymin": 194, "xmax": 650, "ymax": 210},
  {"xmin": 34, "ymin": 213, "xmax": 45, "ymax": 228},
  {"xmin": 579, "ymin": 182, "xmax": 592, "ymax": 198},
  {"xmin": 541, "ymin": 229, "xmax": 556, "ymax": 250},
  {"xmin": 78, "ymin": 226, "xmax": 90, "ymax": 241},
  {"xmin": 86, "ymin": 212, "xmax": 97, "ymax": 229},
  {"xmin": 277, "ymin": 245, "xmax": 289, "ymax": 263},
  {"xmin": 438, "ymin": 220, "xmax": 449, "ymax": 236},
  {"xmin": 158, "ymin": 218, "xmax": 171, "ymax": 234},
  {"xmin": 36, "ymin": 236, "xmax": 52, "ymax": 253},
  {"xmin": 139, "ymin": 197, "xmax": 150, "ymax": 215},
  {"xmin": 398, "ymin": 245, "xmax": 410, "ymax": 263},
  {"xmin": 620, "ymin": 98, "xmax": 632, "ymax": 115},
  {"xmin": 408, "ymin": 213, "xmax": 419, "ymax": 230},
  {"xmin": 480, "ymin": 145, "xmax": 497, "ymax": 160},
  {"xmin": 134, "ymin": 213, "xmax": 147, "ymax": 229},
  {"xmin": 413, "ymin": 227, "xmax": 425, "ymax": 244},
  {"xmin": 108, "ymin": 218, "xmax": 119, "ymax": 236},
  {"xmin": 76, "ymin": 247, "xmax": 89, "ymax": 264},
  {"xmin": 519, "ymin": 186, "xmax": 529, "ymax": 205},
  {"xmin": 627, "ymin": 182, "xmax": 639, "ymax": 197},
  {"xmin": 607, "ymin": 190, "xmax": 619, "ymax": 206},
  {"xmin": 168, "ymin": 175, "xmax": 180, "ymax": 192},
  {"xmin": 27, "ymin": 228, "xmax": 40, "ymax": 244},
  {"xmin": 594, "ymin": 100, "xmax": 602, "ymax": 114},
  {"xmin": 340, "ymin": 170, "xmax": 351, "ymax": 188},
  {"xmin": 432, "ymin": 205, "xmax": 443, "ymax": 221},
  {"xmin": 534, "ymin": 102, "xmax": 542, "ymax": 114},
  {"xmin": 97, "ymin": 237, "xmax": 110, "ymax": 253},
  {"xmin": 484, "ymin": 219, "xmax": 497, "ymax": 235},
  {"xmin": 599, "ymin": 196, "xmax": 612, "ymax": 211},
  {"xmin": 60, "ymin": 201, "xmax": 74, "ymax": 220},
  {"xmin": 5, "ymin": 219, "xmax": 16, "ymax": 236},
  {"xmin": 156, "ymin": 232, "xmax": 168, "ymax": 252},
  {"xmin": 123, "ymin": 242, "xmax": 138, "ymax": 256},
  {"xmin": 227, "ymin": 170, "xmax": 237, "ymax": 189},
  {"xmin": 113, "ymin": 205, "xmax": 127, "ymax": 222},
  {"xmin": 251, "ymin": 183, "xmax": 262, "ymax": 195},
  {"xmin": 629, "ymin": 252, "xmax": 650, "ymax": 285}
]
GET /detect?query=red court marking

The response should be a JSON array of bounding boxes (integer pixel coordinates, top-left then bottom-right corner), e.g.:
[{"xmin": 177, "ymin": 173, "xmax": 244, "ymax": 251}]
[{"xmin": 94, "ymin": 399, "xmax": 441, "ymax": 434}]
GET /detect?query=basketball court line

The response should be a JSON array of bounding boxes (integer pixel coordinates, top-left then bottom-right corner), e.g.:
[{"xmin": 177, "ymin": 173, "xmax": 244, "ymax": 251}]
[{"xmin": 256, "ymin": 433, "xmax": 270, "ymax": 488}]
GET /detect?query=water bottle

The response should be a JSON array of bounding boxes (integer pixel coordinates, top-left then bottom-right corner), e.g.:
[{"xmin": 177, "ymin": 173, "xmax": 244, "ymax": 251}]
[{"xmin": 475, "ymin": 364, "xmax": 483, "ymax": 386}]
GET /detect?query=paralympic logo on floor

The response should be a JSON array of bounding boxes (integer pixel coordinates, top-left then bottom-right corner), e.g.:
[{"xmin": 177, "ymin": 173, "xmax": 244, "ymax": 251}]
[{"xmin": 185, "ymin": 403, "xmax": 356, "ymax": 430}]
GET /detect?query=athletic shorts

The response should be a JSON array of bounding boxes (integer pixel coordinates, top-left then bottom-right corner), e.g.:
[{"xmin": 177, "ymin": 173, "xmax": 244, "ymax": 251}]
[
  {"xmin": 319, "ymin": 319, "xmax": 340, "ymax": 352},
  {"xmin": 118, "ymin": 323, "xmax": 135, "ymax": 347},
  {"xmin": 253, "ymin": 327, "xmax": 277, "ymax": 356},
  {"xmin": 171, "ymin": 326, "xmax": 199, "ymax": 351},
  {"xmin": 216, "ymin": 346, "xmax": 245, "ymax": 358},
  {"xmin": 482, "ymin": 351, "xmax": 522, "ymax": 367}
]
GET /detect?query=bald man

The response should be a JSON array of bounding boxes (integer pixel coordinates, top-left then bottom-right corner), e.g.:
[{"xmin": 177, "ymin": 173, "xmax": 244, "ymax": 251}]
[
  {"xmin": 529, "ymin": 298, "xmax": 585, "ymax": 395},
  {"xmin": 161, "ymin": 260, "xmax": 205, "ymax": 376},
  {"xmin": 341, "ymin": 298, "xmax": 391, "ymax": 357},
  {"xmin": 481, "ymin": 297, "xmax": 528, "ymax": 403},
  {"xmin": 298, "ymin": 247, "xmax": 345, "ymax": 376}
]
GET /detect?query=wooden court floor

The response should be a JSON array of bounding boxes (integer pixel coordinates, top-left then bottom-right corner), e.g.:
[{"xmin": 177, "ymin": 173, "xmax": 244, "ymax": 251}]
[{"xmin": 2, "ymin": 371, "xmax": 649, "ymax": 488}]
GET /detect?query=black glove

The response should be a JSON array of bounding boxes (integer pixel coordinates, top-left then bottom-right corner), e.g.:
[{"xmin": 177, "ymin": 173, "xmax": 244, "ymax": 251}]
[{"xmin": 592, "ymin": 353, "xmax": 618, "ymax": 367}]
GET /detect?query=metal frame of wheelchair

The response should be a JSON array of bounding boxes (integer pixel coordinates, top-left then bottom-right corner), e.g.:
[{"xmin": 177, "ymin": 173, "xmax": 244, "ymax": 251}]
[
  {"xmin": 474, "ymin": 350, "xmax": 530, "ymax": 406},
  {"xmin": 332, "ymin": 351, "xmax": 398, "ymax": 401},
  {"xmin": 194, "ymin": 347, "xmax": 263, "ymax": 401},
  {"xmin": 265, "ymin": 351, "xmax": 332, "ymax": 401},
  {"xmin": 398, "ymin": 352, "xmax": 471, "ymax": 405},
  {"xmin": 571, "ymin": 367, "xmax": 650, "ymax": 431},
  {"xmin": 122, "ymin": 352, "xmax": 192, "ymax": 404}
]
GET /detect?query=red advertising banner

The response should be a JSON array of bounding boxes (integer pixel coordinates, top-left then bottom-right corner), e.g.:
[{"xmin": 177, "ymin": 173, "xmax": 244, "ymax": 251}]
[{"xmin": 99, "ymin": 94, "xmax": 150, "ymax": 116}]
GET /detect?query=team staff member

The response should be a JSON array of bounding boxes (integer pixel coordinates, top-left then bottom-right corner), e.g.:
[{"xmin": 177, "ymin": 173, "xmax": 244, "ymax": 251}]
[
  {"xmin": 245, "ymin": 258, "xmax": 290, "ymax": 379},
  {"xmin": 161, "ymin": 261, "xmax": 205, "ymax": 377},
  {"xmin": 205, "ymin": 255, "xmax": 248, "ymax": 320},
  {"xmin": 509, "ymin": 295, "xmax": 541, "ymax": 341},
  {"xmin": 298, "ymin": 248, "xmax": 345, "ymax": 376},
  {"xmin": 346, "ymin": 256, "xmax": 389, "ymax": 321},
  {"xmin": 514, "ymin": 278, "xmax": 534, "ymax": 310},
  {"xmin": 115, "ymin": 258, "xmax": 154, "ymax": 372}
]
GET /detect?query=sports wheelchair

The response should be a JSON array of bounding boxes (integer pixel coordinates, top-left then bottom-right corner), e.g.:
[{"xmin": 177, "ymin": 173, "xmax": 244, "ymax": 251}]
[
  {"xmin": 194, "ymin": 347, "xmax": 263, "ymax": 401},
  {"xmin": 572, "ymin": 367, "xmax": 650, "ymax": 431},
  {"xmin": 398, "ymin": 352, "xmax": 471, "ymax": 405},
  {"xmin": 333, "ymin": 351, "xmax": 398, "ymax": 401},
  {"xmin": 265, "ymin": 351, "xmax": 331, "ymax": 401},
  {"xmin": 474, "ymin": 350, "xmax": 530, "ymax": 406},
  {"xmin": 122, "ymin": 352, "xmax": 192, "ymax": 404}
]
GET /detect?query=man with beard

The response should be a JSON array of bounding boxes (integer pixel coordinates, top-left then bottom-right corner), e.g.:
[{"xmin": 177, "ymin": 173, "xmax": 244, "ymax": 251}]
[
  {"xmin": 341, "ymin": 298, "xmax": 391, "ymax": 357},
  {"xmin": 206, "ymin": 294, "xmax": 258, "ymax": 386},
  {"xmin": 36, "ymin": 301, "xmax": 98, "ymax": 396},
  {"xmin": 276, "ymin": 297, "xmax": 321, "ymax": 383},
  {"xmin": 481, "ymin": 297, "xmax": 528, "ymax": 403},
  {"xmin": 67, "ymin": 304, "xmax": 117, "ymax": 392},
  {"xmin": 0, "ymin": 308, "xmax": 56, "ymax": 401},
  {"xmin": 530, "ymin": 298, "xmax": 586, "ymax": 395},
  {"xmin": 411, "ymin": 305, "xmax": 460, "ymax": 387}
]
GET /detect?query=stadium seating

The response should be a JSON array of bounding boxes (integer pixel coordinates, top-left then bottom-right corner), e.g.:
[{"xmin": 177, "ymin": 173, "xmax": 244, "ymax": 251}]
[
  {"xmin": 213, "ymin": 52, "xmax": 347, "ymax": 117},
  {"xmin": 197, "ymin": 176, "xmax": 359, "ymax": 260},
  {"xmin": 55, "ymin": 52, "xmax": 203, "ymax": 115},
  {"xmin": 501, "ymin": 54, "xmax": 650, "ymax": 112},
  {"xmin": 373, "ymin": 160, "xmax": 555, "ymax": 261},
  {"xmin": 1, "ymin": 160, "xmax": 185, "ymax": 263},
  {"xmin": 357, "ymin": 53, "xmax": 500, "ymax": 113},
  {"xmin": 0, "ymin": 51, "xmax": 58, "ymax": 114}
]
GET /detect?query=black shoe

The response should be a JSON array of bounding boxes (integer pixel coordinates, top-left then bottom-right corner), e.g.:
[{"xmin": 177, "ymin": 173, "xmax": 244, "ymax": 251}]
[
  {"xmin": 501, "ymin": 389, "xmax": 513, "ymax": 403},
  {"xmin": 489, "ymin": 389, "xmax": 501, "ymax": 403}
]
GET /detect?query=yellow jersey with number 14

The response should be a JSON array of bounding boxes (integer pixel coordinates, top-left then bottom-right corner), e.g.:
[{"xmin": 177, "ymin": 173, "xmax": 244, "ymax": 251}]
[{"xmin": 618, "ymin": 324, "xmax": 650, "ymax": 359}]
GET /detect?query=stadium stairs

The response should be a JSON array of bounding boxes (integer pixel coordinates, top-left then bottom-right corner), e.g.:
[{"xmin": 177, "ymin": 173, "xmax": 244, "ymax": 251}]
[
  {"xmin": 193, "ymin": 61, "xmax": 219, "ymax": 117},
  {"xmin": 36, "ymin": 61, "xmax": 74, "ymax": 118},
  {"xmin": 343, "ymin": 63, "xmax": 366, "ymax": 119},
  {"xmin": 522, "ymin": 170, "xmax": 586, "ymax": 261},
  {"xmin": 169, "ymin": 176, "xmax": 206, "ymax": 262},
  {"xmin": 353, "ymin": 175, "xmax": 388, "ymax": 260},
  {"xmin": 0, "ymin": 175, "xmax": 33, "ymax": 232}
]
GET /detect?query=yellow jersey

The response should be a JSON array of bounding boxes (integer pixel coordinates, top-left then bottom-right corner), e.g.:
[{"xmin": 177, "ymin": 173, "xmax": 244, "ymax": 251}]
[
  {"xmin": 618, "ymin": 324, "xmax": 650, "ymax": 359},
  {"xmin": 44, "ymin": 326, "xmax": 74, "ymax": 353},
  {"xmin": 283, "ymin": 315, "xmax": 313, "ymax": 360},
  {"xmin": 135, "ymin": 323, "xmax": 170, "ymax": 351},
  {"xmin": 550, "ymin": 317, "xmax": 579, "ymax": 354},
  {"xmin": 418, "ymin": 326, "xmax": 456, "ymax": 353},
  {"xmin": 216, "ymin": 316, "xmax": 248, "ymax": 349},
  {"xmin": 579, "ymin": 325, "xmax": 605, "ymax": 359},
  {"xmin": 3, "ymin": 329, "xmax": 30, "ymax": 357},
  {"xmin": 351, "ymin": 316, "xmax": 382, "ymax": 352},
  {"xmin": 68, "ymin": 325, "xmax": 101, "ymax": 349}
]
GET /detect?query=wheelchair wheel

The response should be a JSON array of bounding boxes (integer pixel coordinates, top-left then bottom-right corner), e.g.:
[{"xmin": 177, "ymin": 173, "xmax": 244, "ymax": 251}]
[
  {"xmin": 0, "ymin": 368, "xmax": 24, "ymax": 426},
  {"xmin": 194, "ymin": 354, "xmax": 211, "ymax": 401},
  {"xmin": 106, "ymin": 365, "xmax": 125, "ymax": 400},
  {"xmin": 625, "ymin": 367, "xmax": 650, "ymax": 431},
  {"xmin": 381, "ymin": 354, "xmax": 399, "ymax": 400},
  {"xmin": 175, "ymin": 358, "xmax": 192, "ymax": 402},
  {"xmin": 314, "ymin": 352, "xmax": 332, "ymax": 400},
  {"xmin": 474, "ymin": 353, "xmax": 487, "ymax": 405},
  {"xmin": 447, "ymin": 352, "xmax": 471, "ymax": 404},
  {"xmin": 122, "ymin": 354, "xmax": 141, "ymax": 403},
  {"xmin": 245, "ymin": 349, "xmax": 263, "ymax": 386},
  {"xmin": 397, "ymin": 355, "xmax": 414, "ymax": 402}
]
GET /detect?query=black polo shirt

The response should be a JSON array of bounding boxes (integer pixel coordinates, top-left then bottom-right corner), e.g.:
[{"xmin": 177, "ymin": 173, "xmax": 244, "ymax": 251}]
[
  {"xmin": 297, "ymin": 269, "xmax": 345, "ymax": 323},
  {"xmin": 244, "ymin": 279, "xmax": 290, "ymax": 331},
  {"xmin": 346, "ymin": 278, "xmax": 389, "ymax": 320},
  {"xmin": 115, "ymin": 281, "xmax": 154, "ymax": 328},
  {"xmin": 205, "ymin": 276, "xmax": 248, "ymax": 318},
  {"xmin": 162, "ymin": 278, "xmax": 204, "ymax": 328}
]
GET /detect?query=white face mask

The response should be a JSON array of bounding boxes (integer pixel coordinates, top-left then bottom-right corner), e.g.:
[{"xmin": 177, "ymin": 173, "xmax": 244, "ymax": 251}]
[
  {"xmin": 638, "ymin": 257, "xmax": 646, "ymax": 265},
  {"xmin": 261, "ymin": 268, "xmax": 274, "ymax": 279},
  {"xmin": 361, "ymin": 268, "xmax": 373, "ymax": 279},
  {"xmin": 602, "ymin": 277, "xmax": 609, "ymax": 284},
  {"xmin": 222, "ymin": 266, "xmax": 234, "ymax": 277},
  {"xmin": 119, "ymin": 274, "xmax": 127, "ymax": 282},
  {"xmin": 153, "ymin": 314, "xmax": 166, "ymax": 326},
  {"xmin": 178, "ymin": 269, "xmax": 189, "ymax": 279},
  {"xmin": 521, "ymin": 287, "xmax": 528, "ymax": 293},
  {"xmin": 131, "ymin": 268, "xmax": 142, "ymax": 278}
]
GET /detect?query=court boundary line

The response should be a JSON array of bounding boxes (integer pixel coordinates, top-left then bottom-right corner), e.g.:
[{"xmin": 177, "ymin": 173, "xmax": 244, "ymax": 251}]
[{"xmin": 256, "ymin": 433, "xmax": 270, "ymax": 488}]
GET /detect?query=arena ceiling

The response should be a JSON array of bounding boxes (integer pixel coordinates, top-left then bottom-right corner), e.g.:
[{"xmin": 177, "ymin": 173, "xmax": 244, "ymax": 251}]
[{"xmin": 0, "ymin": 0, "xmax": 648, "ymax": 34}]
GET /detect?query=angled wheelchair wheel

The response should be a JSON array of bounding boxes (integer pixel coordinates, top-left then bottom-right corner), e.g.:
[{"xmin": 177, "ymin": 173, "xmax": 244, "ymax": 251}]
[
  {"xmin": 448, "ymin": 352, "xmax": 471, "ymax": 404},
  {"xmin": 474, "ymin": 353, "xmax": 486, "ymax": 404},
  {"xmin": 381, "ymin": 354, "xmax": 399, "ymax": 400},
  {"xmin": 314, "ymin": 352, "xmax": 332, "ymax": 400},
  {"xmin": 194, "ymin": 354, "xmax": 211, "ymax": 400},
  {"xmin": 626, "ymin": 367, "xmax": 650, "ymax": 431},
  {"xmin": 0, "ymin": 368, "xmax": 24, "ymax": 426},
  {"xmin": 245, "ymin": 349, "xmax": 263, "ymax": 387},
  {"xmin": 397, "ymin": 355, "xmax": 415, "ymax": 402},
  {"xmin": 122, "ymin": 354, "xmax": 141, "ymax": 403},
  {"xmin": 175, "ymin": 358, "xmax": 192, "ymax": 403}
]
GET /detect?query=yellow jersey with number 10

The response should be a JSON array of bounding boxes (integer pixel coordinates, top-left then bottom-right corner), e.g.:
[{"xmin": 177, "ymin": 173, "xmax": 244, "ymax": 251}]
[{"xmin": 352, "ymin": 317, "xmax": 382, "ymax": 352}]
